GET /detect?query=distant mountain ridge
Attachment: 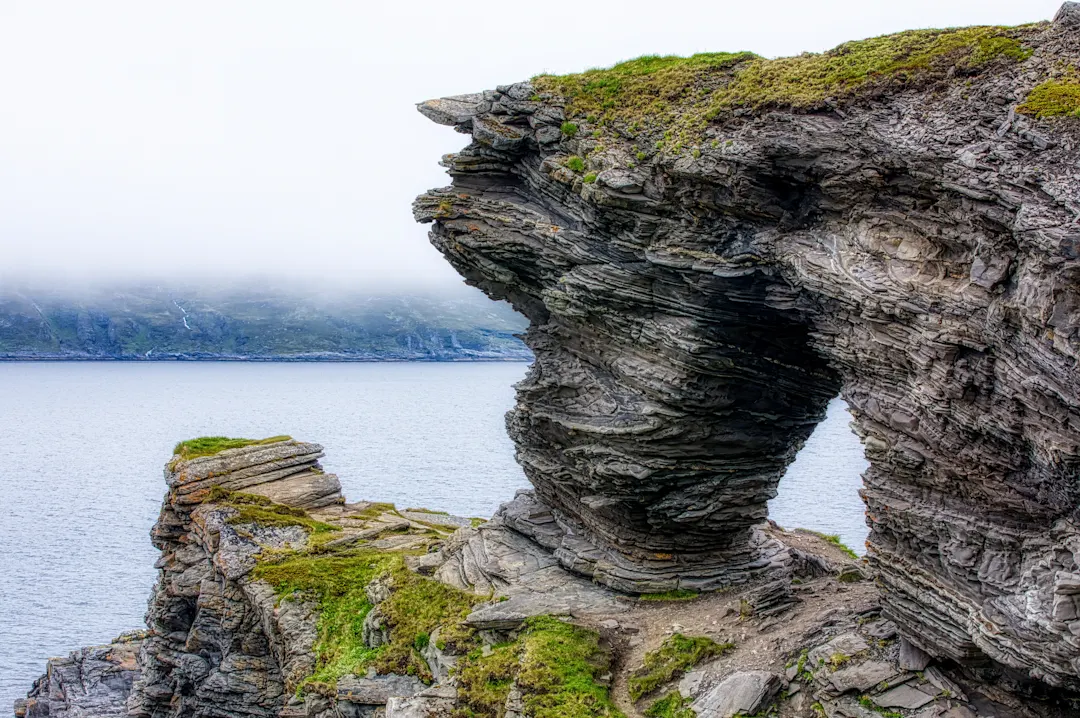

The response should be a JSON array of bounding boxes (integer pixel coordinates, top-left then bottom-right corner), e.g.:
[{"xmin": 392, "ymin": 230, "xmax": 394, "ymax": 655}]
[{"xmin": 0, "ymin": 285, "xmax": 531, "ymax": 361}]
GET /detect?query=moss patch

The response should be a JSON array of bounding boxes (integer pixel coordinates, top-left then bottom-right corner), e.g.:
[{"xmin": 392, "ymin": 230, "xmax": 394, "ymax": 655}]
[
  {"xmin": 629, "ymin": 634, "xmax": 735, "ymax": 702},
  {"xmin": 252, "ymin": 546, "xmax": 481, "ymax": 693},
  {"xmin": 351, "ymin": 502, "xmax": 400, "ymax": 520},
  {"xmin": 375, "ymin": 562, "xmax": 483, "ymax": 679},
  {"xmin": 1019, "ymin": 79, "xmax": 1080, "ymax": 118},
  {"xmin": 172, "ymin": 435, "xmax": 292, "ymax": 462},
  {"xmin": 207, "ymin": 487, "xmax": 338, "ymax": 534},
  {"xmin": 644, "ymin": 691, "xmax": 696, "ymax": 718},
  {"xmin": 455, "ymin": 617, "xmax": 623, "ymax": 718},
  {"xmin": 639, "ymin": 589, "xmax": 699, "ymax": 602},
  {"xmin": 534, "ymin": 24, "xmax": 1037, "ymax": 149},
  {"xmin": 454, "ymin": 641, "xmax": 520, "ymax": 717}
]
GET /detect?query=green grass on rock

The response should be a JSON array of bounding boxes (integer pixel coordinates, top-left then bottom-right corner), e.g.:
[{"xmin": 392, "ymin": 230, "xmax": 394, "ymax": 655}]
[
  {"xmin": 455, "ymin": 616, "xmax": 624, "ymax": 718},
  {"xmin": 639, "ymin": 589, "xmax": 699, "ymax": 602},
  {"xmin": 173, "ymin": 435, "xmax": 292, "ymax": 462},
  {"xmin": 629, "ymin": 634, "xmax": 735, "ymax": 701},
  {"xmin": 533, "ymin": 24, "xmax": 1038, "ymax": 149},
  {"xmin": 644, "ymin": 691, "xmax": 696, "ymax": 718},
  {"xmin": 205, "ymin": 487, "xmax": 339, "ymax": 534},
  {"xmin": 1019, "ymin": 79, "xmax": 1080, "ymax": 117},
  {"xmin": 252, "ymin": 547, "xmax": 481, "ymax": 693}
]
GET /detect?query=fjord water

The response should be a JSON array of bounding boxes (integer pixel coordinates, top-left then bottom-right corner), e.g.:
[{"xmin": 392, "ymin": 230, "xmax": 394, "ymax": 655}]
[{"xmin": 0, "ymin": 363, "xmax": 867, "ymax": 707}]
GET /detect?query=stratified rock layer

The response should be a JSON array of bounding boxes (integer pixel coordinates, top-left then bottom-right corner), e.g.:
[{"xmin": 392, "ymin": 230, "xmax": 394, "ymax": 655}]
[
  {"xmin": 130, "ymin": 440, "xmax": 341, "ymax": 718},
  {"xmin": 15, "ymin": 634, "xmax": 143, "ymax": 718},
  {"xmin": 415, "ymin": 9, "xmax": 1080, "ymax": 691}
]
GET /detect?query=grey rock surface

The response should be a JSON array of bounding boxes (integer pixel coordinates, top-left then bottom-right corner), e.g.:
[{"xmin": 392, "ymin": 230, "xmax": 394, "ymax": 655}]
[
  {"xmin": 430, "ymin": 493, "xmax": 629, "ymax": 628},
  {"xmin": 415, "ymin": 5, "xmax": 1080, "ymax": 693},
  {"xmin": 129, "ymin": 441, "xmax": 344, "ymax": 718},
  {"xmin": 15, "ymin": 635, "xmax": 143, "ymax": 718},
  {"xmin": 688, "ymin": 670, "xmax": 781, "ymax": 718}
]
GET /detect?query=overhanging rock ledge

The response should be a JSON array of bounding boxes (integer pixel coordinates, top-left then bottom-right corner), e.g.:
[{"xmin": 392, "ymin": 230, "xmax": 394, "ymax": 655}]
[{"xmin": 415, "ymin": 5, "xmax": 1080, "ymax": 694}]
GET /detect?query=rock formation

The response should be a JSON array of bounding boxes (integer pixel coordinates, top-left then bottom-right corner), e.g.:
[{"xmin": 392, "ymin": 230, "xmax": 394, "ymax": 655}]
[
  {"xmin": 415, "ymin": 4, "xmax": 1080, "ymax": 696},
  {"xmin": 15, "ymin": 633, "xmax": 144, "ymax": 718},
  {"xmin": 15, "ymin": 439, "xmax": 1079, "ymax": 717}
]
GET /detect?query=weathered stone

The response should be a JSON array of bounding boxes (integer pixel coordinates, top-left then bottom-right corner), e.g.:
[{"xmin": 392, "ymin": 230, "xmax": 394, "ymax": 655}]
[
  {"xmin": 827, "ymin": 661, "xmax": 901, "ymax": 694},
  {"xmin": 899, "ymin": 638, "xmax": 933, "ymax": 671},
  {"xmin": 336, "ymin": 675, "xmax": 426, "ymax": 706},
  {"xmin": 16, "ymin": 634, "xmax": 143, "ymax": 718},
  {"xmin": 384, "ymin": 696, "xmax": 455, "ymax": 718},
  {"xmin": 862, "ymin": 619, "xmax": 898, "ymax": 640},
  {"xmin": 689, "ymin": 671, "xmax": 781, "ymax": 718},
  {"xmin": 873, "ymin": 684, "xmax": 937, "ymax": 710},
  {"xmin": 808, "ymin": 634, "xmax": 870, "ymax": 668}
]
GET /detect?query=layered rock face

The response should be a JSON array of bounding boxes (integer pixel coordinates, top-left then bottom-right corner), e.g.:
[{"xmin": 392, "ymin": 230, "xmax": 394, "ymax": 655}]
[
  {"xmin": 130, "ymin": 441, "xmax": 341, "ymax": 718},
  {"xmin": 415, "ymin": 7, "xmax": 1080, "ymax": 693},
  {"xmin": 15, "ymin": 634, "xmax": 143, "ymax": 718}
]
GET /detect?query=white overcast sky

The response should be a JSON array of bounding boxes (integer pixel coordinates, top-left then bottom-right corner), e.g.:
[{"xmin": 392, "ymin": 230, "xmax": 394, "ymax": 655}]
[{"xmin": 0, "ymin": 1, "xmax": 1063, "ymax": 291}]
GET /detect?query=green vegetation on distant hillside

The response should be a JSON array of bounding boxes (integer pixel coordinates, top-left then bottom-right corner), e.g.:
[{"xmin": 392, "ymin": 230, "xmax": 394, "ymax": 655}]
[
  {"xmin": 1019, "ymin": 78, "xmax": 1080, "ymax": 117},
  {"xmin": 173, "ymin": 435, "xmax": 292, "ymax": 461},
  {"xmin": 534, "ymin": 24, "xmax": 1038, "ymax": 149},
  {"xmin": 629, "ymin": 634, "xmax": 735, "ymax": 701},
  {"xmin": 456, "ymin": 616, "xmax": 624, "ymax": 718},
  {"xmin": 0, "ymin": 286, "xmax": 530, "ymax": 360}
]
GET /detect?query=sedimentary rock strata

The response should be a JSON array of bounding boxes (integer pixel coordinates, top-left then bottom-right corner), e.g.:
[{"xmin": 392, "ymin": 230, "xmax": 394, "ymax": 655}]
[
  {"xmin": 415, "ymin": 4, "xmax": 1080, "ymax": 693},
  {"xmin": 15, "ymin": 633, "xmax": 143, "ymax": 718}
]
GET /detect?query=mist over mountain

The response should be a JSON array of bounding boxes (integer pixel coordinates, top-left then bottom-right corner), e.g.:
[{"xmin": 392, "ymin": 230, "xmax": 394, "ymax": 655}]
[{"xmin": 0, "ymin": 281, "xmax": 529, "ymax": 361}]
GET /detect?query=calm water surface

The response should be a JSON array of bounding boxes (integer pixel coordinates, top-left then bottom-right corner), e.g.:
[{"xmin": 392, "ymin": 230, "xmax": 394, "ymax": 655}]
[{"xmin": 0, "ymin": 363, "xmax": 867, "ymax": 707}]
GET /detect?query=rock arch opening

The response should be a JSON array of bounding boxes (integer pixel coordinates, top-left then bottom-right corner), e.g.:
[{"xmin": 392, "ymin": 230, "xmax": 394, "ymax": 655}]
[{"xmin": 769, "ymin": 397, "xmax": 870, "ymax": 555}]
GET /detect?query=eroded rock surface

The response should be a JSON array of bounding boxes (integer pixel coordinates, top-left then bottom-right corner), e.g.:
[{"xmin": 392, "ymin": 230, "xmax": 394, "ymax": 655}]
[
  {"xmin": 415, "ymin": 6, "xmax": 1080, "ymax": 694},
  {"xmin": 15, "ymin": 633, "xmax": 143, "ymax": 718}
]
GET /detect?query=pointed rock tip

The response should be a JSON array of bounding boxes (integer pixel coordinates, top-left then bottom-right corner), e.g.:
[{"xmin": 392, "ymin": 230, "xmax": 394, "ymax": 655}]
[
  {"xmin": 1055, "ymin": 2, "xmax": 1080, "ymax": 26},
  {"xmin": 417, "ymin": 93, "xmax": 485, "ymax": 126}
]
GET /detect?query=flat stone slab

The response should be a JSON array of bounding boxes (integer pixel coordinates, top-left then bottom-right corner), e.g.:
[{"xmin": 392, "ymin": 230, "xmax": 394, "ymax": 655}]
[
  {"xmin": 828, "ymin": 660, "xmax": 903, "ymax": 694},
  {"xmin": 690, "ymin": 671, "xmax": 781, "ymax": 718},
  {"xmin": 337, "ymin": 674, "xmax": 426, "ymax": 705},
  {"xmin": 873, "ymin": 683, "xmax": 937, "ymax": 710},
  {"xmin": 808, "ymin": 633, "xmax": 870, "ymax": 667}
]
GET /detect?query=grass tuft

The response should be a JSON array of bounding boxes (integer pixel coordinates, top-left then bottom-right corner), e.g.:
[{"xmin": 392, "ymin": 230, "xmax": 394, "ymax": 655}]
[
  {"xmin": 455, "ymin": 617, "xmax": 624, "ymax": 718},
  {"xmin": 644, "ymin": 691, "xmax": 696, "ymax": 718},
  {"xmin": 812, "ymin": 532, "xmax": 859, "ymax": 560},
  {"xmin": 628, "ymin": 634, "xmax": 734, "ymax": 701},
  {"xmin": 172, "ymin": 435, "xmax": 292, "ymax": 462},
  {"xmin": 561, "ymin": 121, "xmax": 580, "ymax": 137},
  {"xmin": 252, "ymin": 547, "xmax": 481, "ymax": 692},
  {"xmin": 1019, "ymin": 79, "xmax": 1080, "ymax": 118},
  {"xmin": 639, "ymin": 589, "xmax": 699, "ymax": 602},
  {"xmin": 205, "ymin": 487, "xmax": 338, "ymax": 534},
  {"xmin": 566, "ymin": 155, "xmax": 586, "ymax": 172}
]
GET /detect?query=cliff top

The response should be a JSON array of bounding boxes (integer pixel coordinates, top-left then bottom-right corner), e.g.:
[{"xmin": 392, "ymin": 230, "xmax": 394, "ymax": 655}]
[
  {"xmin": 172, "ymin": 435, "xmax": 294, "ymax": 462},
  {"xmin": 525, "ymin": 9, "xmax": 1077, "ymax": 152}
]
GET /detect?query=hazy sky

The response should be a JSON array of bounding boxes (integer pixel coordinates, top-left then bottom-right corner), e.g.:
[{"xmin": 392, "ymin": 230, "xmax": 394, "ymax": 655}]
[{"xmin": 0, "ymin": 1, "xmax": 1063, "ymax": 290}]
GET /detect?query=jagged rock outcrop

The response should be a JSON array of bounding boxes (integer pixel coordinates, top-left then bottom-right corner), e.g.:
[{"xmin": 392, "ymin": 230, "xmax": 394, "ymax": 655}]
[
  {"xmin": 415, "ymin": 5, "xmax": 1080, "ymax": 695},
  {"xmin": 130, "ymin": 440, "xmax": 341, "ymax": 718},
  {"xmin": 15, "ymin": 633, "xmax": 144, "ymax": 718}
]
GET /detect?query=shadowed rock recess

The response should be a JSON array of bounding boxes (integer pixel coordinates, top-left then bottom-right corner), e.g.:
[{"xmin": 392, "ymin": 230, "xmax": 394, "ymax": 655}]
[{"xmin": 415, "ymin": 5, "xmax": 1080, "ymax": 695}]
